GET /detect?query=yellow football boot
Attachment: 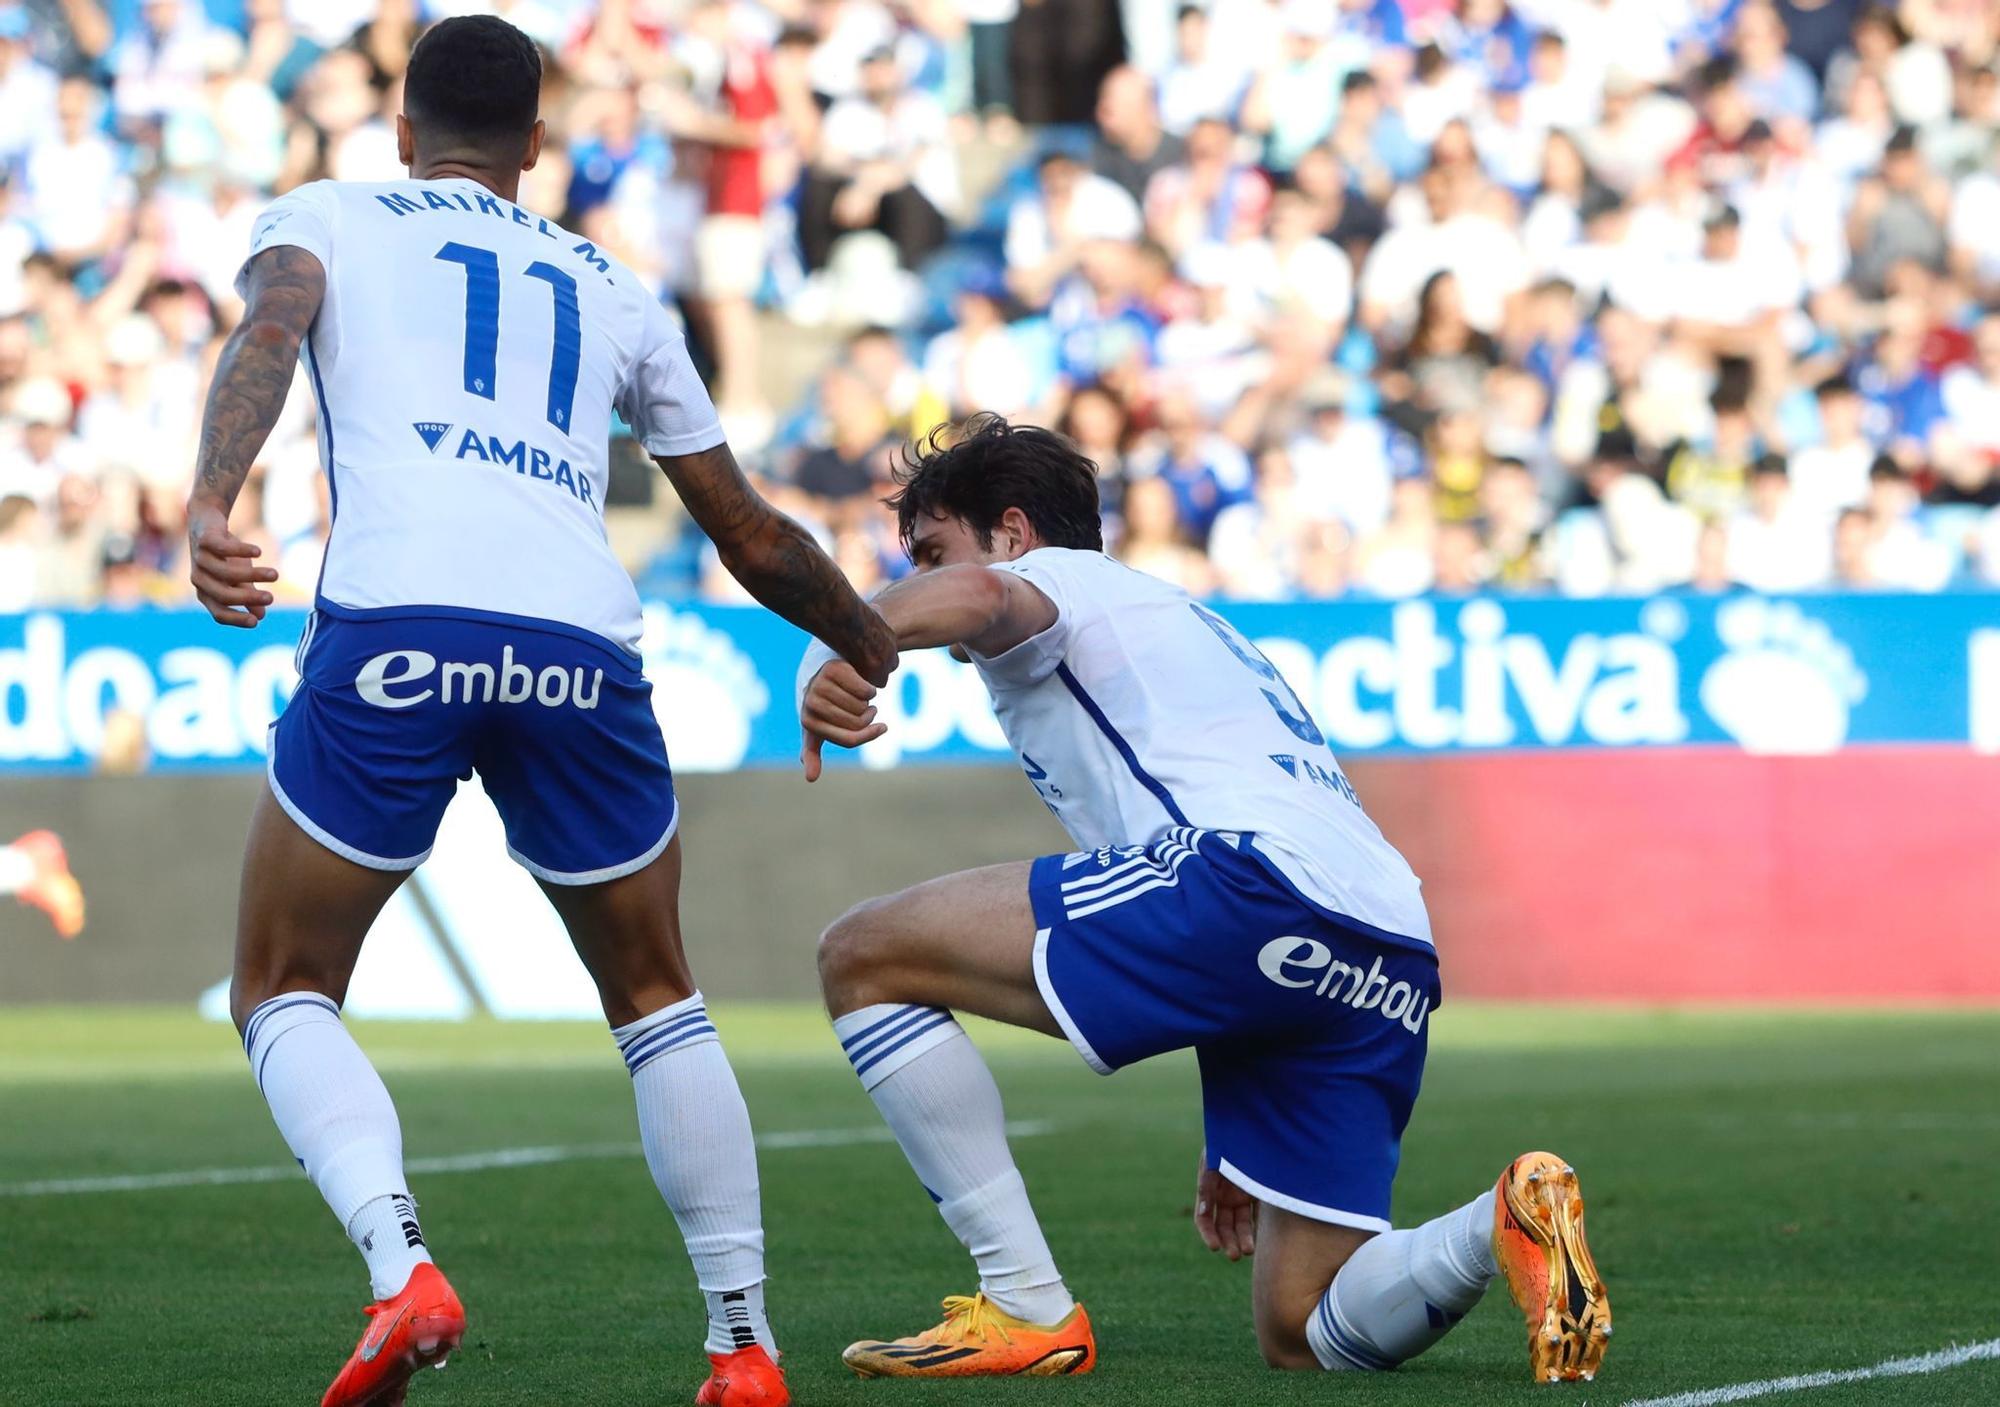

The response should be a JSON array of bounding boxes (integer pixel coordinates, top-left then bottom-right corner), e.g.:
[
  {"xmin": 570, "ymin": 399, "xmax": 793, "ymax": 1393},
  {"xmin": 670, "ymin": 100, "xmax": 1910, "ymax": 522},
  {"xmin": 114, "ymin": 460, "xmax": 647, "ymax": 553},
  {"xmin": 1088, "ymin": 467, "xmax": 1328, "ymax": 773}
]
[
  {"xmin": 842, "ymin": 1293, "xmax": 1096, "ymax": 1378},
  {"xmin": 1494, "ymin": 1151, "xmax": 1612, "ymax": 1384}
]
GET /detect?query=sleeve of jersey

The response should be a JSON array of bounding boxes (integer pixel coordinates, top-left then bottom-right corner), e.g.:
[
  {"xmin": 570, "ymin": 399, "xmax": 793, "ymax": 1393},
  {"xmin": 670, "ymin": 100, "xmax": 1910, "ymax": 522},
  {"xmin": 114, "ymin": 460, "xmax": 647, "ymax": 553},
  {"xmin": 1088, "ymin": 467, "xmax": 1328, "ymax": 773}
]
[
  {"xmin": 967, "ymin": 555, "xmax": 1074, "ymax": 689},
  {"xmin": 616, "ymin": 300, "xmax": 726, "ymax": 457},
  {"xmin": 234, "ymin": 186, "xmax": 334, "ymax": 296}
]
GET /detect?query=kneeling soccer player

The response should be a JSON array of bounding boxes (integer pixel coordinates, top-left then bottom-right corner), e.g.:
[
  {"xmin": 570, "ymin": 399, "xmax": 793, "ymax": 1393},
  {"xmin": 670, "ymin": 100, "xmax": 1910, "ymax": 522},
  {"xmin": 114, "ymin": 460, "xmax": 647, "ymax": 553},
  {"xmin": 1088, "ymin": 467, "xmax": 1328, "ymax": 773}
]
[{"xmin": 798, "ymin": 416, "xmax": 1610, "ymax": 1383}]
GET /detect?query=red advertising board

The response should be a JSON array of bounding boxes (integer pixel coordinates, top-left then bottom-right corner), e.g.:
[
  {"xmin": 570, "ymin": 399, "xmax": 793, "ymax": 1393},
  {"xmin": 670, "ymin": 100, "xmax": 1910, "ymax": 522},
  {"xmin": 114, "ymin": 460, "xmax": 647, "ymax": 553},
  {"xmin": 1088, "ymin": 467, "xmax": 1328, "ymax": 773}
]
[{"xmin": 1350, "ymin": 750, "xmax": 2000, "ymax": 1002}]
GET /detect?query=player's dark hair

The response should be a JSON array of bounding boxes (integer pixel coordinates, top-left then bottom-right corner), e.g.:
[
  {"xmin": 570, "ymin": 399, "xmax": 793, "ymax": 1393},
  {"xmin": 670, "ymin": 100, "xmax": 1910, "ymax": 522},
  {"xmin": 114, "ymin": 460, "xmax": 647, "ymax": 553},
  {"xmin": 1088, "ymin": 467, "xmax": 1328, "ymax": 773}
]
[
  {"xmin": 887, "ymin": 415, "xmax": 1103, "ymax": 554},
  {"xmin": 404, "ymin": 16, "xmax": 542, "ymax": 148}
]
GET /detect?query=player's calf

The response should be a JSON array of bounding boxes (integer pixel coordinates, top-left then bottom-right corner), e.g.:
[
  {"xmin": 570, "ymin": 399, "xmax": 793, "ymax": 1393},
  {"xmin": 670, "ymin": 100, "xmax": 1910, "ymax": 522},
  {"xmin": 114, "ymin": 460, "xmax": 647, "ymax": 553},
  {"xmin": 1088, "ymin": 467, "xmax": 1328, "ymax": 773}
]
[
  {"xmin": 1248, "ymin": 1204, "xmax": 1378, "ymax": 1371},
  {"xmin": 1300, "ymin": 1186, "xmax": 1497, "ymax": 1375},
  {"xmin": 816, "ymin": 866, "xmax": 1086, "ymax": 1361},
  {"xmin": 611, "ymin": 993, "xmax": 781, "ymax": 1370}
]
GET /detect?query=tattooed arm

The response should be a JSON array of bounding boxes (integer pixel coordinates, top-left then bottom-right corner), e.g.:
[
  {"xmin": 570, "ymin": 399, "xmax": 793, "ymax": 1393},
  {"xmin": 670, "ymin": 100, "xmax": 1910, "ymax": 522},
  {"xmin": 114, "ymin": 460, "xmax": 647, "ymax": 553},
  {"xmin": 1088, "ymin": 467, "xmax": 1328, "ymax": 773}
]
[
  {"xmin": 655, "ymin": 442, "xmax": 899, "ymax": 685},
  {"xmin": 186, "ymin": 245, "xmax": 325, "ymax": 628}
]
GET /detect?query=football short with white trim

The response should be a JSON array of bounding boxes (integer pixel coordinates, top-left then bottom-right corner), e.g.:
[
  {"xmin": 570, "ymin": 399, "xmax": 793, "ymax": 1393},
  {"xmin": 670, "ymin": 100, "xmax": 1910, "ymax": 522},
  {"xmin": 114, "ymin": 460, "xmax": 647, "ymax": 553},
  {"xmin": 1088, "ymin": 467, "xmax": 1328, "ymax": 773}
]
[
  {"xmin": 269, "ymin": 607, "xmax": 676, "ymax": 884},
  {"xmin": 1028, "ymin": 827, "xmax": 1438, "ymax": 1231}
]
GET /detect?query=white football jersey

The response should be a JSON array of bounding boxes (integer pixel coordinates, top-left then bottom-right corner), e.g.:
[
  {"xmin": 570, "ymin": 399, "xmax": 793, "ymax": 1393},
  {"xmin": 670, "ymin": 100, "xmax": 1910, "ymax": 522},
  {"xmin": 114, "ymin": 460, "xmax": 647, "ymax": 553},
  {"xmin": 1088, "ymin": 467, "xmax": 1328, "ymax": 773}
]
[
  {"xmin": 240, "ymin": 178, "xmax": 724, "ymax": 652},
  {"xmin": 971, "ymin": 549, "xmax": 1433, "ymax": 945}
]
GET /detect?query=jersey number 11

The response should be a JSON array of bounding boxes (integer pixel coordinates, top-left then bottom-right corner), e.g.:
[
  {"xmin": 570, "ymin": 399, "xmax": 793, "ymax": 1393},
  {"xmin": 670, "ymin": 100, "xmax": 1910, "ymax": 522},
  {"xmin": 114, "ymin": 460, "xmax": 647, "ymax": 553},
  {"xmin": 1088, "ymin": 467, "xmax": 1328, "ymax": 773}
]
[{"xmin": 435, "ymin": 242, "xmax": 581, "ymax": 431}]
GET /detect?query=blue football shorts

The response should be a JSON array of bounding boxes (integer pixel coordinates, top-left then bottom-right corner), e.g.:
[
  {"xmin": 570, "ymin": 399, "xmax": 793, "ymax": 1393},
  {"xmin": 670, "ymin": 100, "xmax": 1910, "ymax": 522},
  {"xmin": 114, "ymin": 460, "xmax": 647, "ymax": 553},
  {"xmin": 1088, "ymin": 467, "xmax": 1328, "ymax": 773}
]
[
  {"xmin": 1028, "ymin": 826, "xmax": 1439, "ymax": 1231},
  {"xmin": 268, "ymin": 606, "xmax": 677, "ymax": 884}
]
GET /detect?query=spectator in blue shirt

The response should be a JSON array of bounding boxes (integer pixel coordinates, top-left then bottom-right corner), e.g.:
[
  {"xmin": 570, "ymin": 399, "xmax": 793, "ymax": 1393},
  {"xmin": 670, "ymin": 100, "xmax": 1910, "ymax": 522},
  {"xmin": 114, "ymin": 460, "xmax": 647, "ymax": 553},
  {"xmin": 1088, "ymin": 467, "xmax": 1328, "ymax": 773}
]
[
  {"xmin": 1335, "ymin": 0, "xmax": 1408, "ymax": 52},
  {"xmin": 1047, "ymin": 240, "xmax": 1160, "ymax": 386},
  {"xmin": 1451, "ymin": 0, "xmax": 1534, "ymax": 91},
  {"xmin": 1132, "ymin": 387, "xmax": 1254, "ymax": 543},
  {"xmin": 1734, "ymin": 1, "xmax": 1819, "ymax": 124},
  {"xmin": 1853, "ymin": 299, "xmax": 1945, "ymax": 466},
  {"xmin": 566, "ymin": 84, "xmax": 669, "ymax": 219},
  {"xmin": 1329, "ymin": 71, "xmax": 1425, "ymax": 201}
]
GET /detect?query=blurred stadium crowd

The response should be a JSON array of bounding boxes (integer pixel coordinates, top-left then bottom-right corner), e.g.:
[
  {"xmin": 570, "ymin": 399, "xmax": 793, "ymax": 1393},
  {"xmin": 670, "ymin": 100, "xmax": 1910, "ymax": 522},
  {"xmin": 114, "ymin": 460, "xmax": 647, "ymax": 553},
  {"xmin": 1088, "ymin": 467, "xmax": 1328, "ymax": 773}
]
[{"xmin": 5, "ymin": 0, "xmax": 2000, "ymax": 612}]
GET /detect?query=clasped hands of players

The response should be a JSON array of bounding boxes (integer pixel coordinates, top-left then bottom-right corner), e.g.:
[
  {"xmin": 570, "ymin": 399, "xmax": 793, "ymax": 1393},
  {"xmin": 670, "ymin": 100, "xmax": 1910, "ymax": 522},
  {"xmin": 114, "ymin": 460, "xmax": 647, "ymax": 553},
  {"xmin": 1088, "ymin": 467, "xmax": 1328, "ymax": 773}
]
[{"xmin": 187, "ymin": 495, "xmax": 279, "ymax": 628}]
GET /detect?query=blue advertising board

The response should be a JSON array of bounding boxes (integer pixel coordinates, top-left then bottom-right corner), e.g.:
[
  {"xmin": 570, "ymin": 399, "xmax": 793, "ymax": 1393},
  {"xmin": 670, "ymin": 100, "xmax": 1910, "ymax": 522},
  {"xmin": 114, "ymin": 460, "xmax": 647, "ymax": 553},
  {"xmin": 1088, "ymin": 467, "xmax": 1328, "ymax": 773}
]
[{"xmin": 2, "ymin": 591, "xmax": 1997, "ymax": 772}]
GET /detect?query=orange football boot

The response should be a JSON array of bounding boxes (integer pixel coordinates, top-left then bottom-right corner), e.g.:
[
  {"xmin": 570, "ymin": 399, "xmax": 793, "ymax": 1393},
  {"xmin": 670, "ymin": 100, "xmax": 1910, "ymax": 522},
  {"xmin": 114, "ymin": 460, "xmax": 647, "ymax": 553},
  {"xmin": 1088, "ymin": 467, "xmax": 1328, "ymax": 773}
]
[
  {"xmin": 11, "ymin": 831, "xmax": 83, "ymax": 939},
  {"xmin": 842, "ymin": 1293, "xmax": 1096, "ymax": 1378},
  {"xmin": 695, "ymin": 1344, "xmax": 789, "ymax": 1406},
  {"xmin": 321, "ymin": 1263, "xmax": 466, "ymax": 1407},
  {"xmin": 1494, "ymin": 1151, "xmax": 1611, "ymax": 1384}
]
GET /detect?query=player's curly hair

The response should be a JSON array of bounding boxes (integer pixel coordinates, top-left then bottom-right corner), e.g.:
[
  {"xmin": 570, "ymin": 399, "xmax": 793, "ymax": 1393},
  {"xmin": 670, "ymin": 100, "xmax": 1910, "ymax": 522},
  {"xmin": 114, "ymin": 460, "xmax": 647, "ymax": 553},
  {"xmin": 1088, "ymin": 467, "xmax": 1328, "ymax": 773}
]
[{"xmin": 886, "ymin": 414, "xmax": 1103, "ymax": 554}]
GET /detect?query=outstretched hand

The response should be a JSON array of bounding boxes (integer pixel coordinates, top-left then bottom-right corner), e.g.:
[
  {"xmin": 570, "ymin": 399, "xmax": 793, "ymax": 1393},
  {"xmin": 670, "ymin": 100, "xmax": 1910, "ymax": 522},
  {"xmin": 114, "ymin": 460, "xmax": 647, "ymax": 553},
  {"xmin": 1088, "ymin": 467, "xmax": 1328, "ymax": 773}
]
[
  {"xmin": 800, "ymin": 658, "xmax": 889, "ymax": 781},
  {"xmin": 1194, "ymin": 1157, "xmax": 1258, "ymax": 1260},
  {"xmin": 187, "ymin": 498, "xmax": 277, "ymax": 628}
]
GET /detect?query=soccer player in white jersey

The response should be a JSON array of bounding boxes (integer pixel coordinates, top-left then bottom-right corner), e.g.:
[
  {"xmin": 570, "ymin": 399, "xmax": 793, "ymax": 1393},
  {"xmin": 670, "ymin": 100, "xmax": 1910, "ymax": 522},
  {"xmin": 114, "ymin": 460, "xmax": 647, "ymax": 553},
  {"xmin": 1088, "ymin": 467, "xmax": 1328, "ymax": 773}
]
[
  {"xmin": 185, "ymin": 18, "xmax": 895, "ymax": 1407},
  {"xmin": 798, "ymin": 417, "xmax": 1610, "ymax": 1384}
]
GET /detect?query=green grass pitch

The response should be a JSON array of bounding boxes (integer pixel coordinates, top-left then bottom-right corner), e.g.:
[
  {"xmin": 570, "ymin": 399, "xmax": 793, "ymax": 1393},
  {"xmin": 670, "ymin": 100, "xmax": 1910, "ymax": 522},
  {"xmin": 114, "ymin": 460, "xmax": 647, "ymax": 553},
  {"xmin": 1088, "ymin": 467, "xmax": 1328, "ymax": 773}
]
[{"xmin": 3, "ymin": 1005, "xmax": 1997, "ymax": 1407}]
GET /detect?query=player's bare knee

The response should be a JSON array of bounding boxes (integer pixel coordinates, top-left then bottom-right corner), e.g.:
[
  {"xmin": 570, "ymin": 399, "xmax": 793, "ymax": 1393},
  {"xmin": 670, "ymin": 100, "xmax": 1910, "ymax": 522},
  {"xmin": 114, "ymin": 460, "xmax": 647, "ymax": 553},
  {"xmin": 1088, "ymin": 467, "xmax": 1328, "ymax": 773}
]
[
  {"xmin": 817, "ymin": 899, "xmax": 891, "ymax": 1014},
  {"xmin": 229, "ymin": 969, "xmax": 339, "ymax": 1033},
  {"xmin": 227, "ymin": 976, "xmax": 268, "ymax": 1035}
]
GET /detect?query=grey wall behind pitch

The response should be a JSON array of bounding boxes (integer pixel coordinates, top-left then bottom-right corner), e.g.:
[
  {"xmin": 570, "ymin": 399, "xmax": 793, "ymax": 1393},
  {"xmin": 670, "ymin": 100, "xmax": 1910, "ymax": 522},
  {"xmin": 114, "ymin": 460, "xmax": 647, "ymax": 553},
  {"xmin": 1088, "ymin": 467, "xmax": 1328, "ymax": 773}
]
[{"xmin": 0, "ymin": 770, "xmax": 1067, "ymax": 1006}]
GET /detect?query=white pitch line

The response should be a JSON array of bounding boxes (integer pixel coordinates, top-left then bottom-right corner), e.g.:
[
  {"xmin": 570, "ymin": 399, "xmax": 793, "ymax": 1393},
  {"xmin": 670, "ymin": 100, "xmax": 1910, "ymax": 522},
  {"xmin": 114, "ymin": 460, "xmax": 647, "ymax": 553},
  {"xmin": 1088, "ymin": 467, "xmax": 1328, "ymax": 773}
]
[
  {"xmin": 0, "ymin": 1119, "xmax": 1057, "ymax": 1198},
  {"xmin": 1622, "ymin": 1339, "xmax": 2000, "ymax": 1407}
]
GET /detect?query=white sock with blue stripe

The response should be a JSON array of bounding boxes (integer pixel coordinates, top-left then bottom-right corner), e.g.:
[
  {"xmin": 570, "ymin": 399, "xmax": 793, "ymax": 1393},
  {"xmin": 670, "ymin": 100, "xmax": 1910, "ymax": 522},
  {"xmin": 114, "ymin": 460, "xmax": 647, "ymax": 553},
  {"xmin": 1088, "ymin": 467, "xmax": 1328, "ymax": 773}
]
[
  {"xmin": 833, "ymin": 1004, "xmax": 1074, "ymax": 1326},
  {"xmin": 1306, "ymin": 1188, "xmax": 1497, "ymax": 1371},
  {"xmin": 241, "ymin": 991, "xmax": 432, "ymax": 1299},
  {"xmin": 613, "ymin": 992, "xmax": 776, "ymax": 1357}
]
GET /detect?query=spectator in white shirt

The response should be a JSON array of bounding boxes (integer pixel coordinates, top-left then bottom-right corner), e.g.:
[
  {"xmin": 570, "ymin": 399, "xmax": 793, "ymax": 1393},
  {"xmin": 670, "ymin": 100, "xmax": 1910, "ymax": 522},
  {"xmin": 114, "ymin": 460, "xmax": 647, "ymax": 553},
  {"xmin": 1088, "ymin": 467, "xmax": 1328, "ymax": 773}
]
[
  {"xmin": 0, "ymin": 8, "xmax": 56, "ymax": 170},
  {"xmin": 1287, "ymin": 374, "xmax": 1394, "ymax": 537},
  {"xmin": 1817, "ymin": 67, "xmax": 1892, "ymax": 193},
  {"xmin": 0, "ymin": 377, "xmax": 88, "ymax": 512},
  {"xmin": 1864, "ymin": 458, "xmax": 1953, "ymax": 590},
  {"xmin": 1790, "ymin": 374, "xmax": 1876, "ymax": 521},
  {"xmin": 1227, "ymin": 187, "xmax": 1353, "ymax": 331},
  {"xmin": 1209, "ymin": 442, "xmax": 1324, "ymax": 599},
  {"xmin": 1940, "ymin": 312, "xmax": 2000, "ymax": 460},
  {"xmin": 110, "ymin": 0, "xmax": 213, "ymax": 134},
  {"xmin": 801, "ymin": 46, "xmax": 956, "ymax": 271},
  {"xmin": 1158, "ymin": 4, "xmax": 1247, "ymax": 136},
  {"xmin": 23, "ymin": 77, "xmax": 133, "ymax": 269},
  {"xmin": 1577, "ymin": 65, "xmax": 1696, "ymax": 196},
  {"xmin": 1359, "ymin": 162, "xmax": 1531, "ymax": 336},
  {"xmin": 1725, "ymin": 454, "xmax": 1831, "ymax": 590},
  {"xmin": 1005, "ymin": 150, "xmax": 1142, "ymax": 309},
  {"xmin": 923, "ymin": 272, "xmax": 1037, "ymax": 418},
  {"xmin": 76, "ymin": 315, "xmax": 198, "ymax": 489},
  {"xmin": 1400, "ymin": 42, "xmax": 1481, "ymax": 148},
  {"xmin": 1157, "ymin": 243, "xmax": 1263, "ymax": 419},
  {"xmin": 1520, "ymin": 29, "xmax": 1598, "ymax": 134},
  {"xmin": 1672, "ymin": 200, "xmax": 1800, "ymax": 342}
]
